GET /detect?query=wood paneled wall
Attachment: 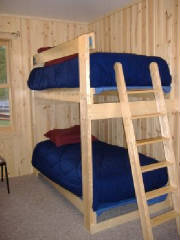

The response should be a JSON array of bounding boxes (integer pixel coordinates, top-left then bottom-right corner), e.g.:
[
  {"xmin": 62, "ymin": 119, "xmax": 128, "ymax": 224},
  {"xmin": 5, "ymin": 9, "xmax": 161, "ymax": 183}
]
[
  {"xmin": 88, "ymin": 0, "xmax": 179, "ymax": 162},
  {"xmin": 0, "ymin": 15, "xmax": 87, "ymax": 177},
  {"xmin": 0, "ymin": 0, "xmax": 179, "ymax": 177}
]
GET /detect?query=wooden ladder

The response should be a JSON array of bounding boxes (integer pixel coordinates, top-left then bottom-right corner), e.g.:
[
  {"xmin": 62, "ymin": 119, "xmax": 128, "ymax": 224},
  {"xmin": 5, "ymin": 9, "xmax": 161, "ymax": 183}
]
[{"xmin": 114, "ymin": 62, "xmax": 180, "ymax": 240}]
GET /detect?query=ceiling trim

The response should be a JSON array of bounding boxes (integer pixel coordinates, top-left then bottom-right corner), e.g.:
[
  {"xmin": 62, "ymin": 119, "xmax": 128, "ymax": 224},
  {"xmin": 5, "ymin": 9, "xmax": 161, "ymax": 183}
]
[{"xmin": 0, "ymin": 13, "xmax": 88, "ymax": 25}]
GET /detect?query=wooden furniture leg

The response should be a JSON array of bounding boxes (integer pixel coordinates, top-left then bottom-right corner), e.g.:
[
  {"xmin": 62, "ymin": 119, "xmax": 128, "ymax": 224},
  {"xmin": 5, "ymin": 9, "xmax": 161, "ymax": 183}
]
[
  {"xmin": 4, "ymin": 163, "xmax": 10, "ymax": 194},
  {"xmin": 0, "ymin": 158, "xmax": 10, "ymax": 194}
]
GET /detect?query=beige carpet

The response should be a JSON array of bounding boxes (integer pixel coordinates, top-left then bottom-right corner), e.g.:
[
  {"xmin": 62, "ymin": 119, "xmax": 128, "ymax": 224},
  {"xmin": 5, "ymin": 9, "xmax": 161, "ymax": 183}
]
[{"xmin": 0, "ymin": 174, "xmax": 179, "ymax": 240}]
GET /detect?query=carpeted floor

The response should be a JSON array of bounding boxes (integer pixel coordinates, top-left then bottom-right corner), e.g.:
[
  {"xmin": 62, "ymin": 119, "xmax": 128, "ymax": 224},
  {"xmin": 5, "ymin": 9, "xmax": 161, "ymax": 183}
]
[{"xmin": 0, "ymin": 174, "xmax": 179, "ymax": 240}]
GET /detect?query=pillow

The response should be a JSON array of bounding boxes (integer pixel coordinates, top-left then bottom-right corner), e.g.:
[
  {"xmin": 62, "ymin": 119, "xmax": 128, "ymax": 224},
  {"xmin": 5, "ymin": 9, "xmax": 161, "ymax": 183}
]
[
  {"xmin": 44, "ymin": 54, "xmax": 78, "ymax": 67},
  {"xmin": 44, "ymin": 125, "xmax": 97, "ymax": 147},
  {"xmin": 37, "ymin": 47, "xmax": 78, "ymax": 67},
  {"xmin": 37, "ymin": 47, "xmax": 52, "ymax": 53}
]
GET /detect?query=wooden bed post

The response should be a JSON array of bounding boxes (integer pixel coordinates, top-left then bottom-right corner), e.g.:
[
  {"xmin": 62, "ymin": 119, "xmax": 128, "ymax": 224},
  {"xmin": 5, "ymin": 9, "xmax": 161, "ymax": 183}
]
[{"xmin": 78, "ymin": 33, "xmax": 96, "ymax": 231}]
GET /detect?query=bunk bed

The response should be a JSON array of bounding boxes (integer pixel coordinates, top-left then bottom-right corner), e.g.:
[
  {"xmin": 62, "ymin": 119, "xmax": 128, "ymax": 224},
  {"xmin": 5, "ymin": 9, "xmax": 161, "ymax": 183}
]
[{"xmin": 28, "ymin": 32, "xmax": 179, "ymax": 235}]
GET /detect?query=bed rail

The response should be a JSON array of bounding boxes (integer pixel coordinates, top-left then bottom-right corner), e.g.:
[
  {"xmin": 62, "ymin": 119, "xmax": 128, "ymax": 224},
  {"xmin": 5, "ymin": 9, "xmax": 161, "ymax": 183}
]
[
  {"xmin": 87, "ymin": 99, "xmax": 178, "ymax": 120},
  {"xmin": 33, "ymin": 32, "xmax": 95, "ymax": 65}
]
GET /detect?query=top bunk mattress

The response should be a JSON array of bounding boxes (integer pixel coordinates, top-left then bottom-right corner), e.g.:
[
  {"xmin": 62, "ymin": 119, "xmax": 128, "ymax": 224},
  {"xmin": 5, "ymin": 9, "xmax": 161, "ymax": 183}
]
[{"xmin": 28, "ymin": 53, "xmax": 172, "ymax": 91}]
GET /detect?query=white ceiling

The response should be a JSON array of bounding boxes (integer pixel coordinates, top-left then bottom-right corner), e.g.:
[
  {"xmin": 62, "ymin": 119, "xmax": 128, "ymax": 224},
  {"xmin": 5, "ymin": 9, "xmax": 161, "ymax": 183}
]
[{"xmin": 0, "ymin": 0, "xmax": 133, "ymax": 22}]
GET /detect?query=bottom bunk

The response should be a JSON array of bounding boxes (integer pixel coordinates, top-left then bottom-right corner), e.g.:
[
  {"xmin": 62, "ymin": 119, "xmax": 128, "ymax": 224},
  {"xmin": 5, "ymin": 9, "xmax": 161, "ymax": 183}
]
[{"xmin": 32, "ymin": 139, "xmax": 168, "ymax": 215}]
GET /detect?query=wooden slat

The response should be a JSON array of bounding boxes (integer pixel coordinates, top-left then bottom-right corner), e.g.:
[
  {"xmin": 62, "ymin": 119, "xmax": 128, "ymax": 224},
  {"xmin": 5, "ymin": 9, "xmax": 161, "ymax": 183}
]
[
  {"xmin": 88, "ymin": 99, "xmax": 177, "ymax": 120},
  {"xmin": 132, "ymin": 112, "xmax": 165, "ymax": 120},
  {"xmin": 34, "ymin": 88, "xmax": 95, "ymax": 103},
  {"xmin": 34, "ymin": 88, "xmax": 81, "ymax": 102},
  {"xmin": 141, "ymin": 161, "xmax": 172, "ymax": 173},
  {"xmin": 151, "ymin": 210, "xmax": 179, "ymax": 227},
  {"xmin": 127, "ymin": 89, "xmax": 157, "ymax": 94},
  {"xmin": 33, "ymin": 32, "xmax": 95, "ymax": 65},
  {"xmin": 33, "ymin": 38, "xmax": 78, "ymax": 64},
  {"xmin": 146, "ymin": 185, "xmax": 176, "ymax": 200},
  {"xmin": 136, "ymin": 136, "xmax": 168, "ymax": 146},
  {"xmin": 91, "ymin": 199, "xmax": 170, "ymax": 234},
  {"xmin": 95, "ymin": 89, "xmax": 169, "ymax": 98}
]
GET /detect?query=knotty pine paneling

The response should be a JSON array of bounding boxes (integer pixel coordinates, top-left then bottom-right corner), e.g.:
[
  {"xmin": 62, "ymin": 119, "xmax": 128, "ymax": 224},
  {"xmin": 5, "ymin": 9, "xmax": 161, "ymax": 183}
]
[
  {"xmin": 89, "ymin": 0, "xmax": 179, "ymax": 161},
  {"xmin": 0, "ymin": 15, "xmax": 87, "ymax": 177},
  {"xmin": 0, "ymin": 0, "xmax": 179, "ymax": 176}
]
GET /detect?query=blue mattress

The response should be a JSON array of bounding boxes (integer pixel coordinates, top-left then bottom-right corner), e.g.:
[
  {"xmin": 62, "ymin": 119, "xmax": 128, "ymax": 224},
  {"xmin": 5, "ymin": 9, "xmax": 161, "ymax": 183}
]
[
  {"xmin": 32, "ymin": 140, "xmax": 168, "ymax": 211},
  {"xmin": 28, "ymin": 53, "xmax": 171, "ymax": 90}
]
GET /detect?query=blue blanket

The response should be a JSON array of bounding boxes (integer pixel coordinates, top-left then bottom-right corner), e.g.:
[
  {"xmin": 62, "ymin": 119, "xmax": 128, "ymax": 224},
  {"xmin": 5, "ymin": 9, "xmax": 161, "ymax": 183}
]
[
  {"xmin": 28, "ymin": 53, "xmax": 171, "ymax": 90},
  {"xmin": 32, "ymin": 140, "xmax": 168, "ymax": 211}
]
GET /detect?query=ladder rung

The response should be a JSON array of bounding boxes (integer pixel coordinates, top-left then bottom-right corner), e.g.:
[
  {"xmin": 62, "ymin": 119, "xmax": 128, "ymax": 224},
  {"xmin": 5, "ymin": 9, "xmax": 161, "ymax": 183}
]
[
  {"xmin": 151, "ymin": 210, "xmax": 179, "ymax": 227},
  {"xmin": 132, "ymin": 112, "xmax": 165, "ymax": 120},
  {"xmin": 141, "ymin": 161, "xmax": 172, "ymax": 173},
  {"xmin": 136, "ymin": 136, "xmax": 168, "ymax": 146},
  {"xmin": 127, "ymin": 89, "xmax": 157, "ymax": 95},
  {"xmin": 146, "ymin": 185, "xmax": 176, "ymax": 200}
]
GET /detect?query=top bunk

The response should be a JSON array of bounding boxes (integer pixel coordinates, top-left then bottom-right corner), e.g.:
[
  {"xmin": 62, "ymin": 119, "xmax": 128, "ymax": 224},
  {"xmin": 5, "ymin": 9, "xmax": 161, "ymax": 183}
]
[{"xmin": 28, "ymin": 32, "xmax": 172, "ymax": 103}]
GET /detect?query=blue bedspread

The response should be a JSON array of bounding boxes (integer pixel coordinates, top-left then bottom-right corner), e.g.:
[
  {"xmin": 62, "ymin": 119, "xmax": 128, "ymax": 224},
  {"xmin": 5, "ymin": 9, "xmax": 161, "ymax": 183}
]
[
  {"xmin": 28, "ymin": 53, "xmax": 171, "ymax": 90},
  {"xmin": 32, "ymin": 140, "xmax": 168, "ymax": 211}
]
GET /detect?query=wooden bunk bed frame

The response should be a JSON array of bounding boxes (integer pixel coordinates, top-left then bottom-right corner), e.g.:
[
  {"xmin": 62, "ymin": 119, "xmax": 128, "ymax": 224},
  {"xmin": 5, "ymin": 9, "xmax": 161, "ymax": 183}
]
[{"xmin": 31, "ymin": 32, "xmax": 179, "ymax": 237}]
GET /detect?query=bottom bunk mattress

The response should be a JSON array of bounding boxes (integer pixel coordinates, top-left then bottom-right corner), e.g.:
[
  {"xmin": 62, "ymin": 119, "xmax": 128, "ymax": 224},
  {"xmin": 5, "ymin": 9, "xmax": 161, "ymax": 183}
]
[{"xmin": 32, "ymin": 140, "xmax": 168, "ymax": 211}]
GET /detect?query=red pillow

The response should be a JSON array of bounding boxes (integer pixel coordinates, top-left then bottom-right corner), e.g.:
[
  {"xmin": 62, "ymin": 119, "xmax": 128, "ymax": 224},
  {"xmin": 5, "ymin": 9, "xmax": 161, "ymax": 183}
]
[
  {"xmin": 44, "ymin": 54, "xmax": 78, "ymax": 67},
  {"xmin": 37, "ymin": 47, "xmax": 52, "ymax": 53},
  {"xmin": 44, "ymin": 125, "xmax": 97, "ymax": 147},
  {"xmin": 37, "ymin": 47, "xmax": 78, "ymax": 67}
]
